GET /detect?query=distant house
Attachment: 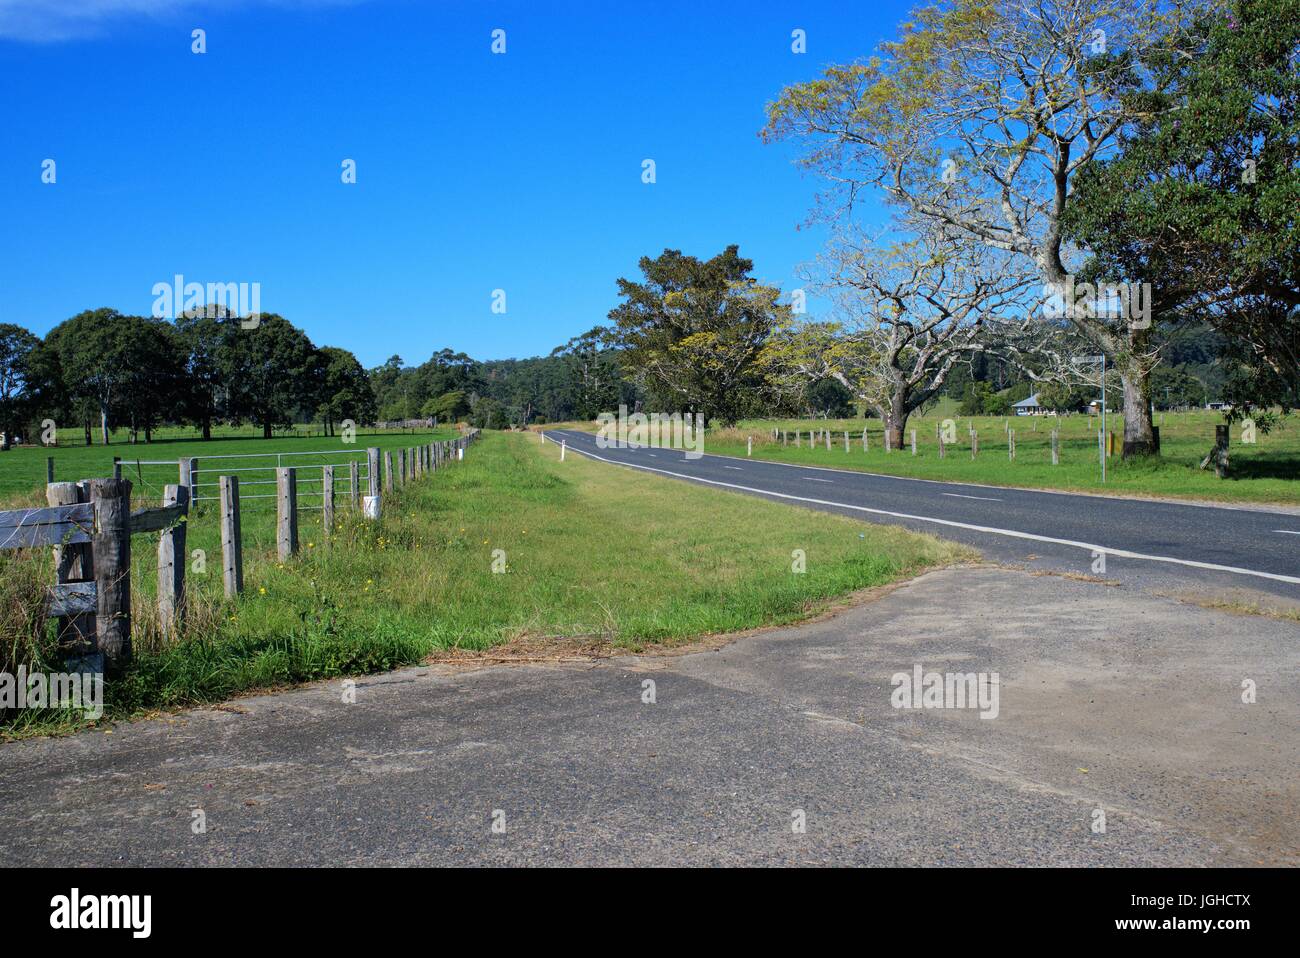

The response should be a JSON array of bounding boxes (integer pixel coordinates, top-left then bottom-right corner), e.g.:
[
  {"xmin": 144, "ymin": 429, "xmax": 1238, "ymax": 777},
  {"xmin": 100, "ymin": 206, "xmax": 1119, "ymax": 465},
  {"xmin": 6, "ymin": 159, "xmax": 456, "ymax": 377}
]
[
  {"xmin": 1013, "ymin": 394, "xmax": 1047, "ymax": 416},
  {"xmin": 1205, "ymin": 401, "xmax": 1233, "ymax": 411}
]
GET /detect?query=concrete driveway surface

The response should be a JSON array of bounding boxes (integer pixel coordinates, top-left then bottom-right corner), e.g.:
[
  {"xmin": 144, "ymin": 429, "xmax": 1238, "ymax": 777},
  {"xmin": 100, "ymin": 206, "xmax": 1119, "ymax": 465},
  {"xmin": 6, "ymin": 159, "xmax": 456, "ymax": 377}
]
[{"xmin": 1, "ymin": 567, "xmax": 1293, "ymax": 866}]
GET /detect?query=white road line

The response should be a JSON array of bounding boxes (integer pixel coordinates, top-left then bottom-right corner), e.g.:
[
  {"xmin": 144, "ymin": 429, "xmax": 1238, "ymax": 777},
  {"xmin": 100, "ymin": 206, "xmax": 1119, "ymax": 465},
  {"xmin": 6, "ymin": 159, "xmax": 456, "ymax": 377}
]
[
  {"xmin": 802, "ymin": 477, "xmax": 834, "ymax": 483},
  {"xmin": 942, "ymin": 493, "xmax": 1003, "ymax": 502},
  {"xmin": 724, "ymin": 466, "xmax": 743, "ymax": 470},
  {"xmin": 558, "ymin": 440, "xmax": 1300, "ymax": 587},
  {"xmin": 1276, "ymin": 530, "xmax": 1300, "ymax": 535}
]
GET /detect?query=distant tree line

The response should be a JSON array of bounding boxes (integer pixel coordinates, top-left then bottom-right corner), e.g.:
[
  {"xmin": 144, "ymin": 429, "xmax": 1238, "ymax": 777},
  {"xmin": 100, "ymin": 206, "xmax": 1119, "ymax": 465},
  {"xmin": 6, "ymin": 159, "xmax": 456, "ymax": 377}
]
[{"xmin": 0, "ymin": 306, "xmax": 375, "ymax": 448}]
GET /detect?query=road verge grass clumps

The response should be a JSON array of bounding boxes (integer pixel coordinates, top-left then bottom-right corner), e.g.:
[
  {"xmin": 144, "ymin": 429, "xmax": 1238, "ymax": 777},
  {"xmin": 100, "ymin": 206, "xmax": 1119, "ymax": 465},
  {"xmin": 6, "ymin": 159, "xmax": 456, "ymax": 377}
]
[{"xmin": 3, "ymin": 431, "xmax": 965, "ymax": 739}]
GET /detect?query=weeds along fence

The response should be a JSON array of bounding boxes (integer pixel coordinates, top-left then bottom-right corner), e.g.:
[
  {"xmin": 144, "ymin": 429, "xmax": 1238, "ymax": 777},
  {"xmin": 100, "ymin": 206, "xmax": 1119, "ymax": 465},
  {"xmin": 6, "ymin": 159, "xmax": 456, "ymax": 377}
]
[{"xmin": 0, "ymin": 431, "xmax": 480, "ymax": 678}]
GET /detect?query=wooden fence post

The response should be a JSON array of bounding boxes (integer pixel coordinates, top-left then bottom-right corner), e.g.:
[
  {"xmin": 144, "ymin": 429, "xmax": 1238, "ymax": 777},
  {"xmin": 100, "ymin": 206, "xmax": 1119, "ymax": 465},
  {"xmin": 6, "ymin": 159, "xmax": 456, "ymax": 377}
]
[
  {"xmin": 349, "ymin": 460, "xmax": 360, "ymax": 507},
  {"xmin": 89, "ymin": 477, "xmax": 131, "ymax": 675},
  {"xmin": 322, "ymin": 465, "xmax": 335, "ymax": 539},
  {"xmin": 383, "ymin": 451, "xmax": 393, "ymax": 492},
  {"xmin": 938, "ymin": 435, "xmax": 946, "ymax": 459},
  {"xmin": 219, "ymin": 475, "xmax": 243, "ymax": 597},
  {"xmin": 862, "ymin": 428, "xmax": 868, "ymax": 452},
  {"xmin": 971, "ymin": 431, "xmax": 978, "ymax": 459},
  {"xmin": 910, "ymin": 429, "xmax": 917, "ymax": 456},
  {"xmin": 47, "ymin": 480, "xmax": 97, "ymax": 670},
  {"xmin": 277, "ymin": 467, "xmax": 298, "ymax": 560},
  {"xmin": 398, "ymin": 448, "xmax": 407, "ymax": 484},
  {"xmin": 367, "ymin": 447, "xmax": 380, "ymax": 498},
  {"xmin": 157, "ymin": 484, "xmax": 188, "ymax": 637},
  {"xmin": 112, "ymin": 457, "xmax": 122, "ymax": 480}
]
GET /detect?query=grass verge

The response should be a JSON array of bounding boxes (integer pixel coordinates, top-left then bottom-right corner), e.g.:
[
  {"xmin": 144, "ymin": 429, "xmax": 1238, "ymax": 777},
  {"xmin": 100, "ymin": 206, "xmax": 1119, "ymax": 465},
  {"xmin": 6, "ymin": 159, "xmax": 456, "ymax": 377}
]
[{"xmin": 1, "ymin": 430, "xmax": 965, "ymax": 739}]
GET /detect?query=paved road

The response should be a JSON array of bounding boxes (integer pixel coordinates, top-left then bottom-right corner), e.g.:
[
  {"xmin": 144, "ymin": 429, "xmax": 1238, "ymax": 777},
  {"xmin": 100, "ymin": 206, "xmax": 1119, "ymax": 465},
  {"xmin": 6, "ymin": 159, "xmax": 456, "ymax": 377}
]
[
  {"xmin": 545, "ymin": 429, "xmax": 1300, "ymax": 601},
  {"xmin": 1, "ymin": 569, "xmax": 1293, "ymax": 866}
]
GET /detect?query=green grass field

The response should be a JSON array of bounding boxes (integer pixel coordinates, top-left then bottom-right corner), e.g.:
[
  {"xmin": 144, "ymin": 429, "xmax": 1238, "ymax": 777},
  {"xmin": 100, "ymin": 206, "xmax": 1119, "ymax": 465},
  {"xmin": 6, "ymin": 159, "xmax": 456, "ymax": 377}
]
[
  {"xmin": 0, "ymin": 430, "xmax": 964, "ymax": 738},
  {"xmin": 566, "ymin": 407, "xmax": 1298, "ymax": 506},
  {"xmin": 0, "ymin": 425, "xmax": 454, "ymax": 501}
]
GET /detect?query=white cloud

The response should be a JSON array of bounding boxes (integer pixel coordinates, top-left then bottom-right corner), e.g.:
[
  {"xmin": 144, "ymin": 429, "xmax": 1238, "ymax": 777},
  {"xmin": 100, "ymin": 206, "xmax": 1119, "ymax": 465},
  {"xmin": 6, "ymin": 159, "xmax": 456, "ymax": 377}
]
[{"xmin": 0, "ymin": 0, "xmax": 363, "ymax": 42}]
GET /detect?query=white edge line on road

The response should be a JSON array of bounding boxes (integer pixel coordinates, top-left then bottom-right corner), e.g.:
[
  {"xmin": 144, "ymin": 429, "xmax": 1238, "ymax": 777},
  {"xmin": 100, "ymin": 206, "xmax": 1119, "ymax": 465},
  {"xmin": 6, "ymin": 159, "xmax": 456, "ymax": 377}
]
[
  {"xmin": 942, "ymin": 493, "xmax": 1003, "ymax": 502},
  {"xmin": 1276, "ymin": 530, "xmax": 1300, "ymax": 535},
  {"xmin": 552, "ymin": 433, "xmax": 1300, "ymax": 587},
  {"xmin": 802, "ymin": 477, "xmax": 834, "ymax": 483}
]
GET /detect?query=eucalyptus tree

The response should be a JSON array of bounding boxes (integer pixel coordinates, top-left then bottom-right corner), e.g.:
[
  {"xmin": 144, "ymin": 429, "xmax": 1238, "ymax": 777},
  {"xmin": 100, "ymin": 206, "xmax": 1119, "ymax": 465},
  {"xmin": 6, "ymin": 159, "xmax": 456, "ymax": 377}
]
[{"xmin": 763, "ymin": 0, "xmax": 1207, "ymax": 454}]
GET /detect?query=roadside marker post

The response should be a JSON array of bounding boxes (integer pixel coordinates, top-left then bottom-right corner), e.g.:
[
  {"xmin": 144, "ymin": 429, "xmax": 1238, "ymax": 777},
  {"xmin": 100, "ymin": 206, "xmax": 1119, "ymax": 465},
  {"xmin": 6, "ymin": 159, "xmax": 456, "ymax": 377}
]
[{"xmin": 560, "ymin": 440, "xmax": 566, "ymax": 461}]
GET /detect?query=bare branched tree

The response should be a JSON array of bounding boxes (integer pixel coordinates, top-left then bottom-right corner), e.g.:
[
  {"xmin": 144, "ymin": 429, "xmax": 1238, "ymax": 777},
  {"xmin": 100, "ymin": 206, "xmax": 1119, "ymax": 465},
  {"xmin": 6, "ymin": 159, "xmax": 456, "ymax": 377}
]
[{"xmin": 762, "ymin": 226, "xmax": 1034, "ymax": 446}]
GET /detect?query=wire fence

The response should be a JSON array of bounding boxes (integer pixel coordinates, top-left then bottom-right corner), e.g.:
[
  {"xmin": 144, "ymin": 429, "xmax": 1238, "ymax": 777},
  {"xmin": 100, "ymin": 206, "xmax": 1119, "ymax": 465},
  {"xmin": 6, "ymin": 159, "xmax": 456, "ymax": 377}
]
[{"xmin": 114, "ymin": 449, "xmax": 373, "ymax": 510}]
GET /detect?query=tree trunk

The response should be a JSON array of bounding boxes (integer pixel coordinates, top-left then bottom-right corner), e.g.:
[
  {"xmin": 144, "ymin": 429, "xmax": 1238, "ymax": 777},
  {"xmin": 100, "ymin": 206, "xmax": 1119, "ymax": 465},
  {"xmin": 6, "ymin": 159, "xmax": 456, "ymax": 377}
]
[
  {"xmin": 84, "ymin": 421, "xmax": 92, "ymax": 446},
  {"xmin": 1119, "ymin": 362, "xmax": 1157, "ymax": 458},
  {"xmin": 262, "ymin": 420, "xmax": 272, "ymax": 439},
  {"xmin": 100, "ymin": 408, "xmax": 110, "ymax": 446},
  {"xmin": 883, "ymin": 394, "xmax": 909, "ymax": 451}
]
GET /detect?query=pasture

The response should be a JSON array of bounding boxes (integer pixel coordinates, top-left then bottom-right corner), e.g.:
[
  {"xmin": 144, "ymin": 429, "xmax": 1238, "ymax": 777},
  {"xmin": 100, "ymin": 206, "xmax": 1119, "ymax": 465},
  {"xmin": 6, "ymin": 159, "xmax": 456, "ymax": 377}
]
[{"xmin": 707, "ymin": 408, "xmax": 1300, "ymax": 506}]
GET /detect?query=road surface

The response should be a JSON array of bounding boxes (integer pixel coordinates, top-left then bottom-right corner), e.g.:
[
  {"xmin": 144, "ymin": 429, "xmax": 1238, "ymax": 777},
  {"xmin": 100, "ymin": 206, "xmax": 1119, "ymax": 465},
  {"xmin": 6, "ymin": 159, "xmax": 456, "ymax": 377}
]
[
  {"xmin": 544, "ymin": 429, "xmax": 1300, "ymax": 601},
  {"xmin": 0, "ymin": 568, "xmax": 1293, "ymax": 866}
]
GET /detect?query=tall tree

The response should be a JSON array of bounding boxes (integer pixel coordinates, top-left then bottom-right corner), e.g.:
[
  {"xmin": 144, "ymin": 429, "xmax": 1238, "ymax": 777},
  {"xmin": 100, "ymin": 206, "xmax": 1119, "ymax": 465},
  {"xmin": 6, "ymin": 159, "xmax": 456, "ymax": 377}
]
[
  {"xmin": 316, "ymin": 346, "xmax": 378, "ymax": 435},
  {"xmin": 176, "ymin": 306, "xmax": 242, "ymax": 440},
  {"xmin": 609, "ymin": 245, "xmax": 787, "ymax": 426},
  {"xmin": 762, "ymin": 229, "xmax": 1032, "ymax": 446},
  {"xmin": 44, "ymin": 308, "xmax": 138, "ymax": 445},
  {"xmin": 764, "ymin": 0, "xmax": 1194, "ymax": 455},
  {"xmin": 0, "ymin": 324, "xmax": 43, "ymax": 450},
  {"xmin": 217, "ymin": 314, "xmax": 322, "ymax": 438},
  {"xmin": 117, "ymin": 316, "xmax": 187, "ymax": 443},
  {"xmin": 1064, "ymin": 0, "xmax": 1299, "ymax": 418}
]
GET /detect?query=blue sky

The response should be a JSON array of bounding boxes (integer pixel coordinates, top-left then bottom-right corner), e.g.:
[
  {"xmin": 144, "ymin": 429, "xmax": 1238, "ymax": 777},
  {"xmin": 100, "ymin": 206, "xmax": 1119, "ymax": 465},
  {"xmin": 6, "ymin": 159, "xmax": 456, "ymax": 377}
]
[{"xmin": 0, "ymin": 0, "xmax": 909, "ymax": 367}]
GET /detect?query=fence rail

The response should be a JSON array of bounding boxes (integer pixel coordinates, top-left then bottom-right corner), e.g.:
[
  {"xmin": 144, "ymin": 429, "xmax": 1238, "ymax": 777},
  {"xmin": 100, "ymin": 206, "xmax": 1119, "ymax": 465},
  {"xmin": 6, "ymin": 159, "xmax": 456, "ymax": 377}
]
[{"xmin": 1, "ymin": 430, "xmax": 481, "ymax": 679}]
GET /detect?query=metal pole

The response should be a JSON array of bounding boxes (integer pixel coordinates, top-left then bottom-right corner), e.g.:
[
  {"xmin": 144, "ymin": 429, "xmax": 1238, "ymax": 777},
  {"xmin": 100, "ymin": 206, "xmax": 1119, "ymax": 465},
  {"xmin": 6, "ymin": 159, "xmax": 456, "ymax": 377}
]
[{"xmin": 1101, "ymin": 354, "xmax": 1107, "ymax": 484}]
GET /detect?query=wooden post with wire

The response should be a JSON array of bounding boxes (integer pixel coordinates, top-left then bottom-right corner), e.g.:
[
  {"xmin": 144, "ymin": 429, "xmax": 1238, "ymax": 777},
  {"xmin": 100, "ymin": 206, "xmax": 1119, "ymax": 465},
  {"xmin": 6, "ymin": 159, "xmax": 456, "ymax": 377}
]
[
  {"xmin": 277, "ymin": 467, "xmax": 298, "ymax": 560},
  {"xmin": 220, "ymin": 476, "xmax": 243, "ymax": 597}
]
